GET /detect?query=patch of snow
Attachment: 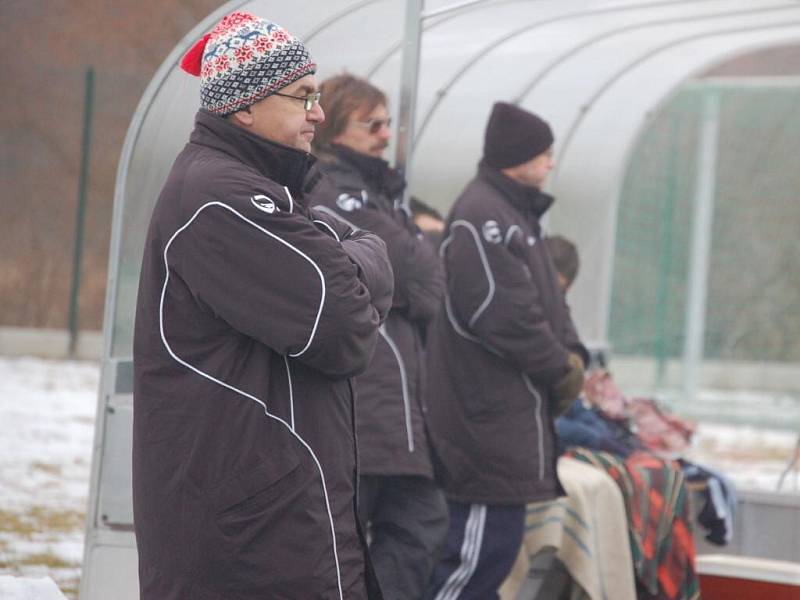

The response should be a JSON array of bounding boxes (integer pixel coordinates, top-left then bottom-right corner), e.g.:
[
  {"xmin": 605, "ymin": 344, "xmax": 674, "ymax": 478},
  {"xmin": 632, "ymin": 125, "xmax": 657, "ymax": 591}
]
[
  {"xmin": 0, "ymin": 357, "xmax": 96, "ymax": 512},
  {"xmin": 685, "ymin": 422, "xmax": 800, "ymax": 494},
  {"xmin": 0, "ymin": 575, "xmax": 67, "ymax": 599},
  {"xmin": 0, "ymin": 357, "xmax": 98, "ymax": 598}
]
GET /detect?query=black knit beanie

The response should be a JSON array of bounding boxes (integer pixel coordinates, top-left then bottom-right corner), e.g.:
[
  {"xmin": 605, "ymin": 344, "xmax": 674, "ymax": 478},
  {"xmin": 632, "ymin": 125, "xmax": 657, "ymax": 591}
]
[{"xmin": 483, "ymin": 102, "xmax": 554, "ymax": 169}]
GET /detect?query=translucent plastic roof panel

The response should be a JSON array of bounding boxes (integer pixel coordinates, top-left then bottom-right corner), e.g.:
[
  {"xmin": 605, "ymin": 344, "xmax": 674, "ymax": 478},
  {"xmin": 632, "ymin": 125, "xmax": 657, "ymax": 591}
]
[
  {"xmin": 408, "ymin": 0, "xmax": 800, "ymax": 344},
  {"xmin": 540, "ymin": 19, "xmax": 800, "ymax": 344},
  {"xmin": 110, "ymin": 0, "xmax": 800, "ymax": 358}
]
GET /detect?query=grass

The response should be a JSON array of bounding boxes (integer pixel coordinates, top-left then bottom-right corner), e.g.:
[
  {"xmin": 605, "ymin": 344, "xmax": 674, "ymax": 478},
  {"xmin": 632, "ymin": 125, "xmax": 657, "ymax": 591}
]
[
  {"xmin": 59, "ymin": 577, "xmax": 80, "ymax": 599},
  {"xmin": 696, "ymin": 437, "xmax": 798, "ymax": 461},
  {"xmin": 0, "ymin": 507, "xmax": 85, "ymax": 599},
  {"xmin": 0, "ymin": 557, "xmax": 81, "ymax": 600},
  {"xmin": 30, "ymin": 461, "xmax": 63, "ymax": 476},
  {"xmin": 2, "ymin": 551, "xmax": 77, "ymax": 569},
  {"xmin": 0, "ymin": 506, "xmax": 85, "ymax": 538}
]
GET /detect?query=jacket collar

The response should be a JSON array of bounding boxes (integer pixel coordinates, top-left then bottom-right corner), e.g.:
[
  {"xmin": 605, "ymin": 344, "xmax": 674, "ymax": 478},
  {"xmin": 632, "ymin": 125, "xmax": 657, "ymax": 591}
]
[
  {"xmin": 478, "ymin": 160, "xmax": 554, "ymax": 220},
  {"xmin": 327, "ymin": 144, "xmax": 406, "ymax": 200},
  {"xmin": 190, "ymin": 109, "xmax": 316, "ymax": 200}
]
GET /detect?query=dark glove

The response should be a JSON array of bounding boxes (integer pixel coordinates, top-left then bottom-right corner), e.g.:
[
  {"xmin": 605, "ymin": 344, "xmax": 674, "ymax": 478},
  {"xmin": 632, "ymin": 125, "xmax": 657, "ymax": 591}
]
[{"xmin": 550, "ymin": 353, "xmax": 585, "ymax": 417}]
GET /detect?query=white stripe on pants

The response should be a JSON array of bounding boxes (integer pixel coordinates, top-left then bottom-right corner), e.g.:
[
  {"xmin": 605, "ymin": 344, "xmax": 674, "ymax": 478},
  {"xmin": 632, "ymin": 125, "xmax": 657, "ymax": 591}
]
[{"xmin": 434, "ymin": 504, "xmax": 487, "ymax": 600}]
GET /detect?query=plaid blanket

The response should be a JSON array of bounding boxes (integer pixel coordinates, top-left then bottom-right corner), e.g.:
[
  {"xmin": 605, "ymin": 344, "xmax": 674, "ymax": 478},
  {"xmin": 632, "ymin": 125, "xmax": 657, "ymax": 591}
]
[{"xmin": 566, "ymin": 448, "xmax": 701, "ymax": 600}]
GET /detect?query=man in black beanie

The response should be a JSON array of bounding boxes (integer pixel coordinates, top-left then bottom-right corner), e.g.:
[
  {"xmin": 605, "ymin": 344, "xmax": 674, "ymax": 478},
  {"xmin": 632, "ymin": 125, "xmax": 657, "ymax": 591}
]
[{"xmin": 423, "ymin": 102, "xmax": 588, "ymax": 600}]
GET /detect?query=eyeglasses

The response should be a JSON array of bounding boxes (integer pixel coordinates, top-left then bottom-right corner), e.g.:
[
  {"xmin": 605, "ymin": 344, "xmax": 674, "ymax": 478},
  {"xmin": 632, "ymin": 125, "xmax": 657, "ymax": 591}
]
[
  {"xmin": 273, "ymin": 90, "xmax": 322, "ymax": 112},
  {"xmin": 351, "ymin": 117, "xmax": 392, "ymax": 134}
]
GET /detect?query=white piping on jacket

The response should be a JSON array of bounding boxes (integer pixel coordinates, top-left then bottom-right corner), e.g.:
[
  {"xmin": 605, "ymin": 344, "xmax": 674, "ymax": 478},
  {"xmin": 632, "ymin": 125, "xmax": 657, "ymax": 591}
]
[
  {"xmin": 283, "ymin": 186, "xmax": 294, "ymax": 213},
  {"xmin": 522, "ymin": 374, "xmax": 546, "ymax": 481},
  {"xmin": 434, "ymin": 503, "xmax": 487, "ymax": 600},
  {"xmin": 284, "ymin": 356, "xmax": 295, "ymax": 431},
  {"xmin": 312, "ymin": 205, "xmax": 361, "ymax": 232},
  {"xmin": 379, "ymin": 326, "xmax": 414, "ymax": 453},
  {"xmin": 444, "ymin": 293, "xmax": 481, "ymax": 343},
  {"xmin": 444, "ymin": 292, "xmax": 505, "ymax": 360},
  {"xmin": 313, "ymin": 220, "xmax": 340, "ymax": 241},
  {"xmin": 176, "ymin": 202, "xmax": 324, "ymax": 358},
  {"xmin": 159, "ymin": 202, "xmax": 343, "ymax": 599},
  {"xmin": 440, "ymin": 220, "xmax": 496, "ymax": 329}
]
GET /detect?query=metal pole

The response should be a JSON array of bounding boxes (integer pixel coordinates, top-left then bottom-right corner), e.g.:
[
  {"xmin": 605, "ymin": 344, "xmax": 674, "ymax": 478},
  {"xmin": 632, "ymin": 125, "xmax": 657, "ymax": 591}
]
[
  {"xmin": 68, "ymin": 67, "xmax": 95, "ymax": 357},
  {"xmin": 683, "ymin": 91, "xmax": 719, "ymax": 402},
  {"xmin": 395, "ymin": 0, "xmax": 424, "ymax": 205}
]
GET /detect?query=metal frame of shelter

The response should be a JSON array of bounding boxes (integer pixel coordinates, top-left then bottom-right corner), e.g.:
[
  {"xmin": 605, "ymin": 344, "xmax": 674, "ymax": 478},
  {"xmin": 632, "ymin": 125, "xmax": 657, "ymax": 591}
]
[{"xmin": 81, "ymin": 1, "xmax": 800, "ymax": 598}]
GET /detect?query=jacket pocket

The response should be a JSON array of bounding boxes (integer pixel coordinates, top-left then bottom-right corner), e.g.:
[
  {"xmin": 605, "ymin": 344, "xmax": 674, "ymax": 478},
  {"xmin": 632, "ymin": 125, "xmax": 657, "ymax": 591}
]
[
  {"xmin": 460, "ymin": 350, "xmax": 511, "ymax": 420},
  {"xmin": 462, "ymin": 386, "xmax": 498, "ymax": 420},
  {"xmin": 209, "ymin": 452, "xmax": 301, "ymax": 519}
]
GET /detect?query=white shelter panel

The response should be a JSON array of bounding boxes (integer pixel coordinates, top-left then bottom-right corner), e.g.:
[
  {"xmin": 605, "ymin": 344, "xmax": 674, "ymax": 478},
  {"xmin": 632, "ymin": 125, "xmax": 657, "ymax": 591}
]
[
  {"xmin": 406, "ymin": 0, "xmax": 652, "ymax": 210},
  {"xmin": 529, "ymin": 11, "xmax": 800, "ymax": 343},
  {"xmin": 407, "ymin": 0, "xmax": 800, "ymax": 344},
  {"xmin": 407, "ymin": 0, "xmax": 696, "ymax": 208},
  {"xmin": 526, "ymin": 1, "xmax": 800, "ymax": 167}
]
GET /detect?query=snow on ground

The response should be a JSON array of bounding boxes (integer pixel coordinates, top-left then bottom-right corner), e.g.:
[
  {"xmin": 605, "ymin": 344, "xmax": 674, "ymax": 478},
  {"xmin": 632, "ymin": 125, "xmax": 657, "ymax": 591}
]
[
  {"xmin": 654, "ymin": 386, "xmax": 800, "ymax": 493},
  {"xmin": 685, "ymin": 422, "xmax": 800, "ymax": 493},
  {"xmin": 0, "ymin": 357, "xmax": 97, "ymax": 599},
  {"xmin": 0, "ymin": 356, "xmax": 798, "ymax": 598},
  {"xmin": 0, "ymin": 575, "xmax": 67, "ymax": 600}
]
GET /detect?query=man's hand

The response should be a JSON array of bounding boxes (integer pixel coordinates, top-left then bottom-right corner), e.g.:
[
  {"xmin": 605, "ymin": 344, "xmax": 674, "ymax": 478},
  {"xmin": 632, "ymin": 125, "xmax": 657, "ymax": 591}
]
[{"xmin": 550, "ymin": 353, "xmax": 585, "ymax": 416}]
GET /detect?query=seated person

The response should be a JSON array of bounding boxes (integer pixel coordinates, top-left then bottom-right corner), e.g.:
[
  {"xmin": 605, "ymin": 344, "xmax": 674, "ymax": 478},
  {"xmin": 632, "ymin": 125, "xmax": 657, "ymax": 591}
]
[
  {"xmin": 548, "ymin": 236, "xmax": 702, "ymax": 600},
  {"xmin": 409, "ymin": 195, "xmax": 445, "ymax": 246}
]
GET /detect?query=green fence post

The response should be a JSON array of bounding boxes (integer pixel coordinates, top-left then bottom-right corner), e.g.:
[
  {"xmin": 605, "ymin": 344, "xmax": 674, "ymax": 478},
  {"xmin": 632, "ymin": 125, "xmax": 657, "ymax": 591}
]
[
  {"xmin": 655, "ymin": 112, "xmax": 679, "ymax": 386},
  {"xmin": 68, "ymin": 67, "xmax": 94, "ymax": 357}
]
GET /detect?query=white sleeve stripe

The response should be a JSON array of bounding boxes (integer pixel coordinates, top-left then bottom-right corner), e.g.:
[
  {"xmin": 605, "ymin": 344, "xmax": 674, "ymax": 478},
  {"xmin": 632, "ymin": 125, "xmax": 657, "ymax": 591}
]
[
  {"xmin": 441, "ymin": 219, "xmax": 496, "ymax": 329},
  {"xmin": 443, "ymin": 293, "xmax": 504, "ymax": 357},
  {"xmin": 284, "ymin": 356, "xmax": 295, "ymax": 431},
  {"xmin": 159, "ymin": 213, "xmax": 343, "ymax": 599},
  {"xmin": 169, "ymin": 201, "xmax": 325, "ymax": 358},
  {"xmin": 313, "ymin": 219, "xmax": 340, "ymax": 242},
  {"xmin": 312, "ymin": 205, "xmax": 361, "ymax": 231},
  {"xmin": 444, "ymin": 293, "xmax": 480, "ymax": 343}
]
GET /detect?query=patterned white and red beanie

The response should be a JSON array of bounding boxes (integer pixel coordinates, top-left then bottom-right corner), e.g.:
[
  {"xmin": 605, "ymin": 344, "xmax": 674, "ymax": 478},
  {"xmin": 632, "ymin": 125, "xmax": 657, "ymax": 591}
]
[{"xmin": 180, "ymin": 11, "xmax": 317, "ymax": 116}]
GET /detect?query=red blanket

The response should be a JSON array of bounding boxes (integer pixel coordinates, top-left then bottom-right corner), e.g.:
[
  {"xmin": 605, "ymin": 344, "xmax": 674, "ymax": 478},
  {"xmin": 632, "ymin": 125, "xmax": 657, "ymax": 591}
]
[{"xmin": 566, "ymin": 448, "xmax": 701, "ymax": 600}]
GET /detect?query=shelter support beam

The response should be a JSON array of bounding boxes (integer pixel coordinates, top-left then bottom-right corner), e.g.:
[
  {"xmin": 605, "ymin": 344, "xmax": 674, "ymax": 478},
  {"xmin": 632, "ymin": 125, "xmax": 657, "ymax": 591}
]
[
  {"xmin": 683, "ymin": 91, "xmax": 719, "ymax": 402},
  {"xmin": 395, "ymin": 0, "xmax": 424, "ymax": 200}
]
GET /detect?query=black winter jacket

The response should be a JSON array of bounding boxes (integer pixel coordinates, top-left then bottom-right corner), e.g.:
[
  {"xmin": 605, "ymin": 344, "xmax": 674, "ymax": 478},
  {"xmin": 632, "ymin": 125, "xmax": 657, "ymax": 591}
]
[
  {"xmin": 308, "ymin": 145, "xmax": 444, "ymax": 478},
  {"xmin": 133, "ymin": 111, "xmax": 392, "ymax": 600},
  {"xmin": 425, "ymin": 163, "xmax": 587, "ymax": 505}
]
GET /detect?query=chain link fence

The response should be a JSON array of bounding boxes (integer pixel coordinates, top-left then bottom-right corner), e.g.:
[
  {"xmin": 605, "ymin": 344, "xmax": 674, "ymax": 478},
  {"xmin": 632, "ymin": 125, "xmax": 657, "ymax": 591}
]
[
  {"xmin": 610, "ymin": 78, "xmax": 800, "ymax": 369},
  {"xmin": 608, "ymin": 78, "xmax": 800, "ymax": 432}
]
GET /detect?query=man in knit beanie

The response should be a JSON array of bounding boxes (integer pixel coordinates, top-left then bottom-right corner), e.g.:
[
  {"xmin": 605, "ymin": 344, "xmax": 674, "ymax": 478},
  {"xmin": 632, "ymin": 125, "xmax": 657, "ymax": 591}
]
[
  {"xmin": 424, "ymin": 102, "xmax": 588, "ymax": 599},
  {"xmin": 133, "ymin": 11, "xmax": 391, "ymax": 600}
]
